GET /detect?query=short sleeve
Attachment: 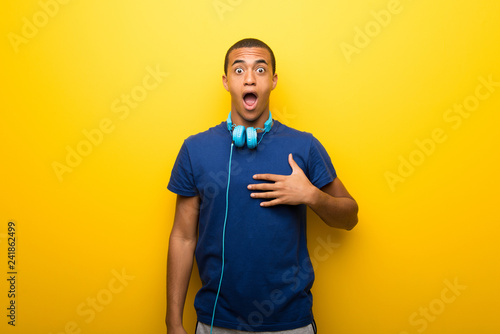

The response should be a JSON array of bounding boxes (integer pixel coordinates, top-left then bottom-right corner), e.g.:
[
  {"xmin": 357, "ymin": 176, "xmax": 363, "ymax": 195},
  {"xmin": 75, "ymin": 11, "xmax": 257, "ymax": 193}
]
[
  {"xmin": 167, "ymin": 141, "xmax": 198, "ymax": 197},
  {"xmin": 307, "ymin": 137, "xmax": 337, "ymax": 189}
]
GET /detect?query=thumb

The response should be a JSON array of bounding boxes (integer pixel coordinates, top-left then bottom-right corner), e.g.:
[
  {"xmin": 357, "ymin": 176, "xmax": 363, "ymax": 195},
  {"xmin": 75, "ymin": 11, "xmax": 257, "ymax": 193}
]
[{"xmin": 288, "ymin": 153, "xmax": 299, "ymax": 173}]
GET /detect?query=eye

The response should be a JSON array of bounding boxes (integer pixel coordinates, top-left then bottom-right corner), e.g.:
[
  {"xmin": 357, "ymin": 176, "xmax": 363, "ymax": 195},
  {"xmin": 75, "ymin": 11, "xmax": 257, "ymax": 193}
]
[
  {"xmin": 235, "ymin": 68, "xmax": 244, "ymax": 74},
  {"xmin": 257, "ymin": 67, "xmax": 266, "ymax": 73}
]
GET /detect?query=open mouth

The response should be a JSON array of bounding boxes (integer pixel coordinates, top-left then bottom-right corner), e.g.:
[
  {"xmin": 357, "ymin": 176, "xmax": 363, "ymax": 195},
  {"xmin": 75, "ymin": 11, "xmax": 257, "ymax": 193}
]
[{"xmin": 243, "ymin": 92, "xmax": 258, "ymax": 110}]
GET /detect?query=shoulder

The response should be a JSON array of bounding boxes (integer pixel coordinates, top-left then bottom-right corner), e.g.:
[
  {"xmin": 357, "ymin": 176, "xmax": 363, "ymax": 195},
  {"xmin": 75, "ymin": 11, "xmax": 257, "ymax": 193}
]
[
  {"xmin": 272, "ymin": 121, "xmax": 324, "ymax": 154},
  {"xmin": 274, "ymin": 121, "xmax": 331, "ymax": 156},
  {"xmin": 273, "ymin": 121, "xmax": 315, "ymax": 141},
  {"xmin": 184, "ymin": 121, "xmax": 227, "ymax": 146}
]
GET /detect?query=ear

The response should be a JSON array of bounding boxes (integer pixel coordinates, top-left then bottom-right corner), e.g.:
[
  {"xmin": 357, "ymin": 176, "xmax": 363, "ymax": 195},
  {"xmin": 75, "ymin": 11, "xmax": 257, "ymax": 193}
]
[
  {"xmin": 222, "ymin": 74, "xmax": 229, "ymax": 92},
  {"xmin": 271, "ymin": 73, "xmax": 278, "ymax": 90}
]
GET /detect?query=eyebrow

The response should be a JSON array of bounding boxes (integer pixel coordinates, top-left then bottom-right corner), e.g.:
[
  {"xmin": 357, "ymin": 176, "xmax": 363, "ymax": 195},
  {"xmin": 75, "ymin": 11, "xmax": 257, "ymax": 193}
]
[{"xmin": 232, "ymin": 59, "xmax": 268, "ymax": 67}]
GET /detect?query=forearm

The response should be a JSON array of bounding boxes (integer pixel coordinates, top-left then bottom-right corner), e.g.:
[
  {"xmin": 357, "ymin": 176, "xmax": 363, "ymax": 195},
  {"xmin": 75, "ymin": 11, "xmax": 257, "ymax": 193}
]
[
  {"xmin": 306, "ymin": 185, "xmax": 358, "ymax": 230},
  {"xmin": 166, "ymin": 235, "xmax": 196, "ymax": 329}
]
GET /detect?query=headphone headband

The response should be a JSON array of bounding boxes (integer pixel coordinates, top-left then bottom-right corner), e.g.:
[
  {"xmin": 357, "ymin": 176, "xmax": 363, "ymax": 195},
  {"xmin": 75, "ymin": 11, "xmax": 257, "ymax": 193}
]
[
  {"xmin": 226, "ymin": 111, "xmax": 273, "ymax": 149},
  {"xmin": 226, "ymin": 111, "xmax": 273, "ymax": 132}
]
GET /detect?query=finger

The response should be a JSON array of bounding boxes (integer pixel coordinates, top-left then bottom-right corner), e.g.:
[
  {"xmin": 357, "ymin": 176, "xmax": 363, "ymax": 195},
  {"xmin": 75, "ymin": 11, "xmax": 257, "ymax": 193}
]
[
  {"xmin": 252, "ymin": 173, "xmax": 285, "ymax": 182},
  {"xmin": 248, "ymin": 183, "xmax": 278, "ymax": 191},
  {"xmin": 259, "ymin": 198, "xmax": 282, "ymax": 207},
  {"xmin": 250, "ymin": 191, "xmax": 278, "ymax": 199}
]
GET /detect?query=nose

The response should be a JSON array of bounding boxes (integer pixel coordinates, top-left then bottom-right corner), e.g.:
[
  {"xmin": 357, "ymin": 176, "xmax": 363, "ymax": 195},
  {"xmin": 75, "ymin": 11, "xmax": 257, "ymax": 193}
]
[{"xmin": 244, "ymin": 71, "xmax": 256, "ymax": 85}]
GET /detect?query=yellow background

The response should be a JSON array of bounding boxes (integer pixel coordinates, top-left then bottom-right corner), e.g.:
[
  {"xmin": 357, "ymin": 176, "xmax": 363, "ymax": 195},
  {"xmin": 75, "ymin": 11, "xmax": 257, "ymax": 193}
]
[{"xmin": 1, "ymin": 0, "xmax": 499, "ymax": 333}]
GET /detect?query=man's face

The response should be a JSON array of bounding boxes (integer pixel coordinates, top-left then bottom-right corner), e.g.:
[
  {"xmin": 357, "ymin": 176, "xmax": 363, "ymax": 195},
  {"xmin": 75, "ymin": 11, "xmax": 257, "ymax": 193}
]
[{"xmin": 223, "ymin": 47, "xmax": 278, "ymax": 126}]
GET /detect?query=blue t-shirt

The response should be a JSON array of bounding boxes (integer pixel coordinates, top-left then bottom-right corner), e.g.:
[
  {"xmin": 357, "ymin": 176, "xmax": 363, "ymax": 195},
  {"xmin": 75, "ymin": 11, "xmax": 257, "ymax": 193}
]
[{"xmin": 168, "ymin": 120, "xmax": 337, "ymax": 332}]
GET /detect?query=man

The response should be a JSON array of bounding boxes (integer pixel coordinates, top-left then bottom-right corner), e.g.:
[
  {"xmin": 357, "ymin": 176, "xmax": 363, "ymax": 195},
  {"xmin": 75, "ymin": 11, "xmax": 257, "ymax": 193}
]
[{"xmin": 166, "ymin": 38, "xmax": 358, "ymax": 334}]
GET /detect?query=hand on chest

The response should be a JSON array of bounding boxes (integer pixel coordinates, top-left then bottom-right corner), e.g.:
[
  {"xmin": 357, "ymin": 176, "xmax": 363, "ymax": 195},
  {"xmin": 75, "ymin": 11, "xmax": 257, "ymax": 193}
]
[{"xmin": 195, "ymin": 146, "xmax": 308, "ymax": 199}]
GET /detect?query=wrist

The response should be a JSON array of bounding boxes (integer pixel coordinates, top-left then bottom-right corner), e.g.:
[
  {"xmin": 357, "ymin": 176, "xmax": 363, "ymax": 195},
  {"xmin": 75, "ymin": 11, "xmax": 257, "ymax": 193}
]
[
  {"xmin": 166, "ymin": 321, "xmax": 184, "ymax": 331},
  {"xmin": 166, "ymin": 312, "xmax": 183, "ymax": 328},
  {"xmin": 304, "ymin": 184, "xmax": 321, "ymax": 207}
]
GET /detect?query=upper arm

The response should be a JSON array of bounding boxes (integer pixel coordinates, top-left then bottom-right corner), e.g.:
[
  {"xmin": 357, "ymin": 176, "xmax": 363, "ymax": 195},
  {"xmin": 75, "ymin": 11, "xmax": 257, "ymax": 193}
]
[
  {"xmin": 321, "ymin": 178, "xmax": 359, "ymax": 229},
  {"xmin": 321, "ymin": 177, "xmax": 355, "ymax": 201},
  {"xmin": 170, "ymin": 195, "xmax": 200, "ymax": 242}
]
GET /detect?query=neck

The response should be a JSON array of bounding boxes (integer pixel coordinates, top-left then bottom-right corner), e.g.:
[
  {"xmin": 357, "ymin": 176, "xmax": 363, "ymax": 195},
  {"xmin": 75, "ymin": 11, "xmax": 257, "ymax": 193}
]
[
  {"xmin": 227, "ymin": 110, "xmax": 273, "ymax": 133},
  {"xmin": 230, "ymin": 110, "xmax": 271, "ymax": 129}
]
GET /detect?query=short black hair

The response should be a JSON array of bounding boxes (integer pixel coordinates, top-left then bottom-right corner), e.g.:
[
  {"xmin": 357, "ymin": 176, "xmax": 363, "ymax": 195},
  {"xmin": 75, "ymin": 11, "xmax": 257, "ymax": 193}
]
[{"xmin": 224, "ymin": 38, "xmax": 276, "ymax": 75}]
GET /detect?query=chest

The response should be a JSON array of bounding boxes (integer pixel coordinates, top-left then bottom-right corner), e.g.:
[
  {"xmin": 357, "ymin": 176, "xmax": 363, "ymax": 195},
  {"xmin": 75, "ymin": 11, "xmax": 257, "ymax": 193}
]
[{"xmin": 192, "ymin": 142, "xmax": 308, "ymax": 199}]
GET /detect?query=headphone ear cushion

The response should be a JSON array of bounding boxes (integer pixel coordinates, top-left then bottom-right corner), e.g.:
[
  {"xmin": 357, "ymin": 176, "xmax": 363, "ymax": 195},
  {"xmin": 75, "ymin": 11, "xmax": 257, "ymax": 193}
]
[
  {"xmin": 233, "ymin": 125, "xmax": 246, "ymax": 147},
  {"xmin": 246, "ymin": 127, "xmax": 257, "ymax": 149}
]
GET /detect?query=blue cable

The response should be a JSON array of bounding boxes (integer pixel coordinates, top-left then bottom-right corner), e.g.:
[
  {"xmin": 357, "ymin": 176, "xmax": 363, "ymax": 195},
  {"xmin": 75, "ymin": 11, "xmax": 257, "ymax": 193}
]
[
  {"xmin": 210, "ymin": 142, "xmax": 234, "ymax": 334},
  {"xmin": 257, "ymin": 129, "xmax": 268, "ymax": 146}
]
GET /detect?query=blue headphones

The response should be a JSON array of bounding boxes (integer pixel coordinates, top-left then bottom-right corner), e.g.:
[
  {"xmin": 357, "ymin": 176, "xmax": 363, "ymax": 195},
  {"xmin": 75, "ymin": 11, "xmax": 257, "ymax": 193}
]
[{"xmin": 226, "ymin": 111, "xmax": 273, "ymax": 149}]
